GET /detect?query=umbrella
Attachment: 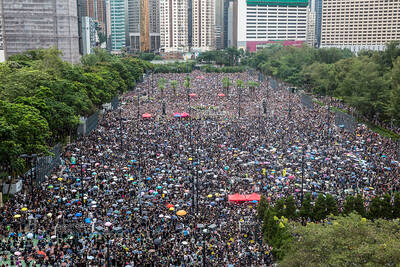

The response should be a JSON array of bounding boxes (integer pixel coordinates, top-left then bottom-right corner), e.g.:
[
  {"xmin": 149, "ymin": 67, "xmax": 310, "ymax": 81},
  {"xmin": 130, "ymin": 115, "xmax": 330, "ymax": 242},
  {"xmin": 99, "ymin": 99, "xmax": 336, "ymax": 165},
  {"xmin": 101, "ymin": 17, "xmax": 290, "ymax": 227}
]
[
  {"xmin": 75, "ymin": 213, "xmax": 82, "ymax": 217},
  {"xmin": 189, "ymin": 93, "xmax": 197, "ymax": 98},
  {"xmin": 27, "ymin": 233, "xmax": 34, "ymax": 239},
  {"xmin": 21, "ymin": 207, "xmax": 28, "ymax": 212},
  {"xmin": 95, "ymin": 226, "xmax": 104, "ymax": 231},
  {"xmin": 218, "ymin": 93, "xmax": 225, "ymax": 97},
  {"xmin": 113, "ymin": 226, "xmax": 123, "ymax": 232},
  {"xmin": 14, "ymin": 214, "xmax": 21, "ymax": 218},
  {"xmin": 154, "ymin": 238, "xmax": 161, "ymax": 245},
  {"xmin": 14, "ymin": 251, "xmax": 21, "ymax": 256},
  {"xmin": 181, "ymin": 112, "xmax": 190, "ymax": 118},
  {"xmin": 173, "ymin": 113, "xmax": 182, "ymax": 118},
  {"xmin": 105, "ymin": 222, "xmax": 112, "ymax": 227},
  {"xmin": 37, "ymin": 251, "xmax": 47, "ymax": 256},
  {"xmin": 85, "ymin": 218, "xmax": 92, "ymax": 224},
  {"xmin": 209, "ymin": 224, "xmax": 217, "ymax": 229},
  {"xmin": 166, "ymin": 204, "xmax": 174, "ymax": 208},
  {"xmin": 176, "ymin": 210, "xmax": 187, "ymax": 216},
  {"xmin": 142, "ymin": 113, "xmax": 152, "ymax": 119}
]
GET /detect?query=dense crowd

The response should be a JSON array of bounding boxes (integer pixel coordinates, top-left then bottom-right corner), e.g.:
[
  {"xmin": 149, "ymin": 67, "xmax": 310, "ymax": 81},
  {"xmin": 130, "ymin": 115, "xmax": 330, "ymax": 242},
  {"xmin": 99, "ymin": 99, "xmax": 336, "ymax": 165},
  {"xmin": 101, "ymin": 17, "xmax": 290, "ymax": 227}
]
[{"xmin": 0, "ymin": 70, "xmax": 398, "ymax": 266}]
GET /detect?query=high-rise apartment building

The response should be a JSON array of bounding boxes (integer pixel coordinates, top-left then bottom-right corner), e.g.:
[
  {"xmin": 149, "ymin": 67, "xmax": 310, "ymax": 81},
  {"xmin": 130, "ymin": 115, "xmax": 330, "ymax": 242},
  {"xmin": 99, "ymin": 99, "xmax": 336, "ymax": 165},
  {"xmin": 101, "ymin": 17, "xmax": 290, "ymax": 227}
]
[
  {"xmin": 227, "ymin": 1, "xmax": 234, "ymax": 47},
  {"xmin": 0, "ymin": 2, "xmax": 4, "ymax": 62},
  {"xmin": 215, "ymin": 0, "xmax": 224, "ymax": 49},
  {"xmin": 82, "ymin": 16, "xmax": 97, "ymax": 55},
  {"xmin": 314, "ymin": 0, "xmax": 322, "ymax": 47},
  {"xmin": 109, "ymin": 0, "xmax": 126, "ymax": 52},
  {"xmin": 321, "ymin": 0, "xmax": 400, "ymax": 52},
  {"xmin": 79, "ymin": 0, "xmax": 106, "ymax": 30},
  {"xmin": 306, "ymin": 3, "xmax": 316, "ymax": 47},
  {"xmin": 192, "ymin": 0, "xmax": 215, "ymax": 51},
  {"xmin": 160, "ymin": 0, "xmax": 188, "ymax": 53},
  {"xmin": 127, "ymin": 0, "xmax": 160, "ymax": 52},
  {"xmin": 235, "ymin": 0, "xmax": 308, "ymax": 51},
  {"xmin": 223, "ymin": 0, "xmax": 231, "ymax": 48},
  {"xmin": 0, "ymin": 0, "xmax": 80, "ymax": 63}
]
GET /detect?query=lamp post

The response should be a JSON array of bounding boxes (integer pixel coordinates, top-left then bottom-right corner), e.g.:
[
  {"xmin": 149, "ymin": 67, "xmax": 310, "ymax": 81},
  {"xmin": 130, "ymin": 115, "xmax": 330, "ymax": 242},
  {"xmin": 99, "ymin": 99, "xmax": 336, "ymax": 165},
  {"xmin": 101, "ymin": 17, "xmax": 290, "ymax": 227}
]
[{"xmin": 19, "ymin": 154, "xmax": 38, "ymax": 205}]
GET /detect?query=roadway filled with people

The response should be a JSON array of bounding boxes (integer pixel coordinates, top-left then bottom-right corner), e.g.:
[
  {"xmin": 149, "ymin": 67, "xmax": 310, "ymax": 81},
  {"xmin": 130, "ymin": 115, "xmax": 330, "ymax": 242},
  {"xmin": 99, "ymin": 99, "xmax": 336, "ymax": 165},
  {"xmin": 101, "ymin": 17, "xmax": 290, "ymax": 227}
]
[{"xmin": 0, "ymin": 70, "xmax": 398, "ymax": 266}]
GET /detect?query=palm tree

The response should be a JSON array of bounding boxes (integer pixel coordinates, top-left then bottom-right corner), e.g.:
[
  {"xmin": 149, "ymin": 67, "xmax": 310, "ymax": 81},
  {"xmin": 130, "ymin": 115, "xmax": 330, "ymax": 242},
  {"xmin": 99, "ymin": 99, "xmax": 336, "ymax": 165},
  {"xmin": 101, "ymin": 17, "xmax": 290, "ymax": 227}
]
[
  {"xmin": 184, "ymin": 76, "xmax": 191, "ymax": 101},
  {"xmin": 247, "ymin": 81, "xmax": 260, "ymax": 96},
  {"xmin": 236, "ymin": 79, "xmax": 244, "ymax": 118},
  {"xmin": 158, "ymin": 78, "xmax": 167, "ymax": 96},
  {"xmin": 170, "ymin": 80, "xmax": 178, "ymax": 96},
  {"xmin": 222, "ymin": 77, "xmax": 232, "ymax": 96}
]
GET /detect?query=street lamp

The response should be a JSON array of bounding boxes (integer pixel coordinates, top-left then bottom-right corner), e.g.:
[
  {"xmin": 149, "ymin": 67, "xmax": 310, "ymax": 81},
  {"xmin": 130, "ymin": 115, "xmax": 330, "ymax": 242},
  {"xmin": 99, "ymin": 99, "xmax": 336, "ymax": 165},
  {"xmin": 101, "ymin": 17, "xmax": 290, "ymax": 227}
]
[{"xmin": 19, "ymin": 154, "xmax": 38, "ymax": 204}]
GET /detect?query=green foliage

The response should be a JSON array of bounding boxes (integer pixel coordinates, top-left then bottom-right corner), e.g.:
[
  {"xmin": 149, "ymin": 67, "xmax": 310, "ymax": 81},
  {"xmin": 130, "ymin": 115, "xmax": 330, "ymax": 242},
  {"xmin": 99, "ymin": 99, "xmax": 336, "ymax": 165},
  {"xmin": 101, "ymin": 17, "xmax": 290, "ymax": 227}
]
[
  {"xmin": 200, "ymin": 65, "xmax": 247, "ymax": 73},
  {"xmin": 299, "ymin": 193, "xmax": 312, "ymax": 221},
  {"xmin": 257, "ymin": 195, "xmax": 269, "ymax": 220},
  {"xmin": 249, "ymin": 42, "xmax": 400, "ymax": 126},
  {"xmin": 284, "ymin": 195, "xmax": 297, "ymax": 220},
  {"xmin": 0, "ymin": 48, "xmax": 151, "ymax": 176},
  {"xmin": 280, "ymin": 213, "xmax": 400, "ymax": 267},
  {"xmin": 196, "ymin": 47, "xmax": 243, "ymax": 66},
  {"xmin": 138, "ymin": 53, "xmax": 156, "ymax": 61},
  {"xmin": 153, "ymin": 62, "xmax": 195, "ymax": 73}
]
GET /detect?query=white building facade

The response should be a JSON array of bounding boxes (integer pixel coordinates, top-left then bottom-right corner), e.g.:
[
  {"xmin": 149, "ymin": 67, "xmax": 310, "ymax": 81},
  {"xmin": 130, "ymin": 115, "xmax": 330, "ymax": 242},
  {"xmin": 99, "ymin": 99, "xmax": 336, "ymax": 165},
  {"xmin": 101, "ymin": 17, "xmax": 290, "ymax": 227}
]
[
  {"xmin": 192, "ymin": 0, "xmax": 215, "ymax": 51},
  {"xmin": 320, "ymin": 0, "xmax": 400, "ymax": 52},
  {"xmin": 160, "ymin": 0, "xmax": 189, "ymax": 53},
  {"xmin": 236, "ymin": 0, "xmax": 308, "ymax": 52}
]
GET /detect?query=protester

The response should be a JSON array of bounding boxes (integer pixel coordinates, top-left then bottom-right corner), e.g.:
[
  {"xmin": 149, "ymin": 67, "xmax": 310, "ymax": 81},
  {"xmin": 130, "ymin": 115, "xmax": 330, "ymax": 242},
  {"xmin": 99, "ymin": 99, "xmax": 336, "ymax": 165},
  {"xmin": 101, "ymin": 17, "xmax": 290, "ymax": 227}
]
[{"xmin": 0, "ymin": 70, "xmax": 398, "ymax": 266}]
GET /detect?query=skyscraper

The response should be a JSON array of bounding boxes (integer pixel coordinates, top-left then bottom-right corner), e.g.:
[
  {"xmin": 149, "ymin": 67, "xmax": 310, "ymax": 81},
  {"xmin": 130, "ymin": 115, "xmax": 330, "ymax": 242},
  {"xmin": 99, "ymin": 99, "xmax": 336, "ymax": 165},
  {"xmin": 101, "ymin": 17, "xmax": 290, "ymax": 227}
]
[
  {"xmin": 109, "ymin": 0, "xmax": 126, "ymax": 52},
  {"xmin": 234, "ymin": 0, "xmax": 308, "ymax": 51},
  {"xmin": 192, "ymin": 0, "xmax": 215, "ymax": 51},
  {"xmin": 159, "ymin": 0, "xmax": 188, "ymax": 53},
  {"xmin": 0, "ymin": 0, "xmax": 80, "ymax": 63},
  {"xmin": 314, "ymin": 0, "xmax": 322, "ymax": 47},
  {"xmin": 215, "ymin": 0, "xmax": 224, "ymax": 50},
  {"xmin": 127, "ymin": 0, "xmax": 160, "ymax": 52},
  {"xmin": 0, "ymin": 2, "xmax": 4, "ymax": 62},
  {"xmin": 320, "ymin": 0, "xmax": 400, "ymax": 52},
  {"xmin": 306, "ymin": 2, "xmax": 316, "ymax": 47}
]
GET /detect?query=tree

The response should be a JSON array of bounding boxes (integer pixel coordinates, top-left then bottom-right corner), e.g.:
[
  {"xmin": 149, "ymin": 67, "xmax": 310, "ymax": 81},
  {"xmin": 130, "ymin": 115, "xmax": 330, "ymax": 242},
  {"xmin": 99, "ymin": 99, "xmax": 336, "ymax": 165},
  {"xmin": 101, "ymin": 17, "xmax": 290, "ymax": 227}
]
[
  {"xmin": 299, "ymin": 193, "xmax": 312, "ymax": 222},
  {"xmin": 247, "ymin": 81, "xmax": 260, "ymax": 96},
  {"xmin": 280, "ymin": 213, "xmax": 400, "ymax": 267},
  {"xmin": 343, "ymin": 195, "xmax": 355, "ymax": 215},
  {"xmin": 284, "ymin": 195, "xmax": 297, "ymax": 220},
  {"xmin": 354, "ymin": 194, "xmax": 366, "ymax": 217},
  {"xmin": 222, "ymin": 77, "xmax": 232, "ymax": 96},
  {"xmin": 274, "ymin": 198, "xmax": 285, "ymax": 218},
  {"xmin": 170, "ymin": 80, "xmax": 178, "ymax": 96},
  {"xmin": 325, "ymin": 194, "xmax": 338, "ymax": 216},
  {"xmin": 380, "ymin": 194, "xmax": 393, "ymax": 220},
  {"xmin": 313, "ymin": 194, "xmax": 327, "ymax": 221},
  {"xmin": 367, "ymin": 196, "xmax": 382, "ymax": 219},
  {"xmin": 257, "ymin": 194, "xmax": 269, "ymax": 220},
  {"xmin": 158, "ymin": 78, "xmax": 167, "ymax": 96},
  {"xmin": 393, "ymin": 192, "xmax": 400, "ymax": 219}
]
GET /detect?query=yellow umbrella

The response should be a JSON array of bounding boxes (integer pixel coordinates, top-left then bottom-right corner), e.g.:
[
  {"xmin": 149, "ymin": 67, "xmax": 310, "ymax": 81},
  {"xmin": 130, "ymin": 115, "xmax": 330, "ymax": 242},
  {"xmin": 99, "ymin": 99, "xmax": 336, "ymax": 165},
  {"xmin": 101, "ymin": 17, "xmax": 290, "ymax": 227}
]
[
  {"xmin": 21, "ymin": 208, "xmax": 28, "ymax": 212},
  {"xmin": 207, "ymin": 194, "xmax": 213, "ymax": 198},
  {"xmin": 14, "ymin": 214, "xmax": 21, "ymax": 218},
  {"xmin": 176, "ymin": 210, "xmax": 187, "ymax": 216},
  {"xmin": 58, "ymin": 178, "xmax": 63, "ymax": 181},
  {"xmin": 169, "ymin": 207, "xmax": 175, "ymax": 211}
]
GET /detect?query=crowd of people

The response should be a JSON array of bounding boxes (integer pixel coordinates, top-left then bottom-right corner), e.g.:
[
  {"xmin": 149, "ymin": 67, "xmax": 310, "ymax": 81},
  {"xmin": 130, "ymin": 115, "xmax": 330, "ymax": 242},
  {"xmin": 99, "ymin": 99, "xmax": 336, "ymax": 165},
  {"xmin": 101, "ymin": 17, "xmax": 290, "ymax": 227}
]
[{"xmin": 0, "ymin": 70, "xmax": 399, "ymax": 266}]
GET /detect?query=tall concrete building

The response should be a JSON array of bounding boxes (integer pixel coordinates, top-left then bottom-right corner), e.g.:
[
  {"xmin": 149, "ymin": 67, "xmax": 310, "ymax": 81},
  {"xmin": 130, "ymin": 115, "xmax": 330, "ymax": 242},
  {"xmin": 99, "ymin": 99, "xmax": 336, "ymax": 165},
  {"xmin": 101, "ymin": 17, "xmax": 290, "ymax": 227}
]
[
  {"xmin": 227, "ymin": 0, "xmax": 234, "ymax": 47},
  {"xmin": 82, "ymin": 16, "xmax": 97, "ymax": 55},
  {"xmin": 109, "ymin": 0, "xmax": 126, "ymax": 52},
  {"xmin": 0, "ymin": 2, "xmax": 4, "ymax": 62},
  {"xmin": 321, "ymin": 0, "xmax": 400, "ymax": 52},
  {"xmin": 306, "ymin": 2, "xmax": 316, "ymax": 47},
  {"xmin": 215, "ymin": 0, "xmax": 224, "ymax": 49},
  {"xmin": 314, "ymin": 0, "xmax": 322, "ymax": 47},
  {"xmin": 223, "ymin": 0, "xmax": 231, "ymax": 48},
  {"xmin": 192, "ymin": 0, "xmax": 215, "ymax": 51},
  {"xmin": 159, "ymin": 0, "xmax": 188, "ymax": 53},
  {"xmin": 79, "ymin": 0, "xmax": 106, "ymax": 31},
  {"xmin": 234, "ymin": 0, "xmax": 307, "ymax": 52},
  {"xmin": 0, "ymin": 0, "xmax": 80, "ymax": 63},
  {"xmin": 127, "ymin": 0, "xmax": 160, "ymax": 52}
]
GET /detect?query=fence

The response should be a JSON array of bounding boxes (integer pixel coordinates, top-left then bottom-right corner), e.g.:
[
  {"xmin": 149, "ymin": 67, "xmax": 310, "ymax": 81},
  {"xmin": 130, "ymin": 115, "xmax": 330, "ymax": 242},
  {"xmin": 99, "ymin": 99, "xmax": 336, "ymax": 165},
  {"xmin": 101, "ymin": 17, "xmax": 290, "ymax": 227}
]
[
  {"xmin": 335, "ymin": 111, "xmax": 356, "ymax": 132},
  {"xmin": 86, "ymin": 112, "xmax": 99, "ymax": 134},
  {"xmin": 258, "ymin": 73, "xmax": 265, "ymax": 82},
  {"xmin": 111, "ymin": 96, "xmax": 119, "ymax": 110},
  {"xmin": 35, "ymin": 143, "xmax": 62, "ymax": 185},
  {"xmin": 301, "ymin": 93, "xmax": 314, "ymax": 109},
  {"xmin": 270, "ymin": 79, "xmax": 278, "ymax": 89}
]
